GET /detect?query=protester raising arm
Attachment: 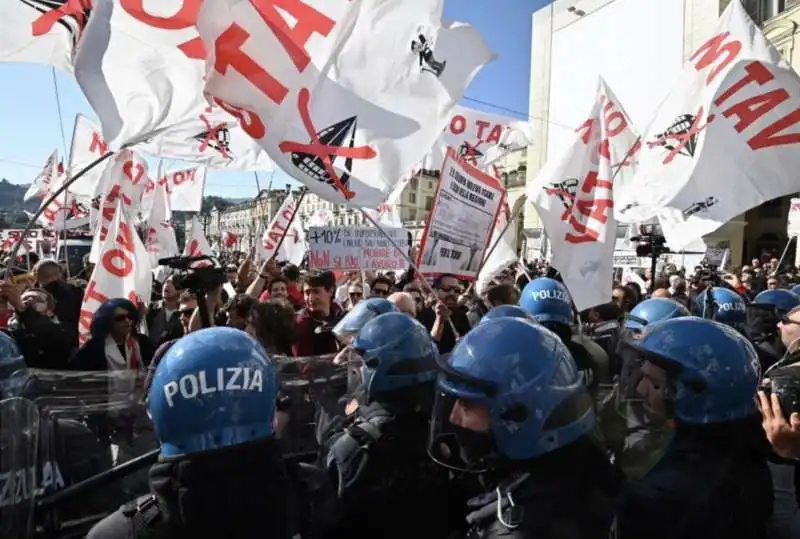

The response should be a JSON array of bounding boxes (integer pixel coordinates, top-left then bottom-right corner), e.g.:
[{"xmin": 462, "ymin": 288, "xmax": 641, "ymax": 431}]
[{"xmin": 245, "ymin": 258, "xmax": 281, "ymax": 299}]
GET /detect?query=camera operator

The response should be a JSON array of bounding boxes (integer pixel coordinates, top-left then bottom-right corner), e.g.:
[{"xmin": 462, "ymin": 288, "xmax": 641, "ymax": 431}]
[{"xmin": 758, "ymin": 368, "xmax": 800, "ymax": 539}]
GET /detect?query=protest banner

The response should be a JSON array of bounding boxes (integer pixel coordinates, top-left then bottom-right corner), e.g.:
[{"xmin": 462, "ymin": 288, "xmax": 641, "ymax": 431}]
[
  {"xmin": 417, "ymin": 148, "xmax": 505, "ymax": 279},
  {"xmin": 0, "ymin": 229, "xmax": 56, "ymax": 252},
  {"xmin": 308, "ymin": 227, "xmax": 409, "ymax": 271}
]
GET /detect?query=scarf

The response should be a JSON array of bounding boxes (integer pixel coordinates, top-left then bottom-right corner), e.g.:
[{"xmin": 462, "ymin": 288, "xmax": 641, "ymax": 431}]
[{"xmin": 104, "ymin": 334, "xmax": 142, "ymax": 371}]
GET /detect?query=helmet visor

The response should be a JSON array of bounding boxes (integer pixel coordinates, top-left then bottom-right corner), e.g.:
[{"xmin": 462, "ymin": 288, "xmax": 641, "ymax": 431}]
[{"xmin": 427, "ymin": 352, "xmax": 500, "ymax": 473}]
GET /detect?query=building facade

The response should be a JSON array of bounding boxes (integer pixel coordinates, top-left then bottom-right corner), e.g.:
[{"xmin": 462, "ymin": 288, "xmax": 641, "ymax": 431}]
[
  {"xmin": 527, "ymin": 0, "xmax": 800, "ymax": 266},
  {"xmin": 205, "ymin": 186, "xmax": 300, "ymax": 250},
  {"xmin": 295, "ymin": 169, "xmax": 443, "ymax": 243}
]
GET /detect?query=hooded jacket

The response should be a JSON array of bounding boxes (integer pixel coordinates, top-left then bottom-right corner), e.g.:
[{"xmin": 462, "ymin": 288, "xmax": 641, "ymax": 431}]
[{"xmin": 69, "ymin": 298, "xmax": 155, "ymax": 372}]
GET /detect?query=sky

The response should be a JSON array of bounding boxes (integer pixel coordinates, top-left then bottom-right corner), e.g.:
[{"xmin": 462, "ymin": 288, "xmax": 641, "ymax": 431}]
[{"xmin": 0, "ymin": 0, "xmax": 546, "ymax": 201}]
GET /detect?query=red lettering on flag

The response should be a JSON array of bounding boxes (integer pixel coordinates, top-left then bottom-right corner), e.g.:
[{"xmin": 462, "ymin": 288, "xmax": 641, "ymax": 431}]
[
  {"xmin": 212, "ymin": 98, "xmax": 266, "ymax": 140},
  {"xmin": 102, "ymin": 248, "xmax": 134, "ymax": 278},
  {"xmin": 563, "ymin": 171, "xmax": 614, "ymax": 244},
  {"xmin": 278, "ymin": 88, "xmax": 377, "ymax": 200},
  {"xmin": 214, "ymin": 23, "xmax": 289, "ymax": 106},
  {"xmin": 250, "ymin": 0, "xmax": 335, "ymax": 72},
  {"xmin": 122, "ymin": 160, "xmax": 146, "ymax": 186},
  {"xmin": 120, "ymin": 0, "xmax": 206, "ymax": 60},
  {"xmin": 690, "ymin": 32, "xmax": 742, "ymax": 86},
  {"xmin": 90, "ymin": 131, "xmax": 109, "ymax": 156}
]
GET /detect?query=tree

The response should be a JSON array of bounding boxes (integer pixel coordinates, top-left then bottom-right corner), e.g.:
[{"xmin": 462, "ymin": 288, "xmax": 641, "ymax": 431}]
[{"xmin": 202, "ymin": 196, "xmax": 233, "ymax": 214}]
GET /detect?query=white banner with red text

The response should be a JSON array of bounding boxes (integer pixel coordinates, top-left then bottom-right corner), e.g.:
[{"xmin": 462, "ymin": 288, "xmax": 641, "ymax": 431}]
[
  {"xmin": 528, "ymin": 77, "xmax": 639, "ymax": 311},
  {"xmin": 623, "ymin": 1, "xmax": 800, "ymax": 249}
]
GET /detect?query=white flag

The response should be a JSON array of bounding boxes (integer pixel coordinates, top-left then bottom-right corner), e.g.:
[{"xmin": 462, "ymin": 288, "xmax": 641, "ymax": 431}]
[
  {"xmin": 24, "ymin": 150, "xmax": 60, "ymax": 202},
  {"xmin": 73, "ymin": 0, "xmax": 208, "ymax": 148},
  {"xmin": 475, "ymin": 203, "xmax": 518, "ymax": 297},
  {"xmin": 79, "ymin": 201, "xmax": 152, "ymax": 345},
  {"xmin": 527, "ymin": 77, "xmax": 639, "ymax": 311},
  {"xmin": 137, "ymin": 104, "xmax": 275, "ymax": 171},
  {"xmin": 259, "ymin": 195, "xmax": 300, "ymax": 262},
  {"xmin": 184, "ymin": 216, "xmax": 213, "ymax": 258},
  {"xmin": 423, "ymin": 105, "xmax": 533, "ymax": 171},
  {"xmin": 198, "ymin": 0, "xmax": 493, "ymax": 208},
  {"xmin": 141, "ymin": 166, "xmax": 206, "ymax": 215},
  {"xmin": 67, "ymin": 114, "xmax": 111, "ymax": 198},
  {"xmin": 89, "ymin": 150, "xmax": 150, "ymax": 263},
  {"xmin": 0, "ymin": 1, "xmax": 85, "ymax": 73},
  {"xmin": 626, "ymin": 0, "xmax": 800, "ymax": 249}
]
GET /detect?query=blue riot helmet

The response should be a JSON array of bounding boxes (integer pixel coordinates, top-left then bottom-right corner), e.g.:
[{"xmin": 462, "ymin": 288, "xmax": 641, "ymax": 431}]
[
  {"xmin": 429, "ymin": 318, "xmax": 594, "ymax": 472},
  {"xmin": 694, "ymin": 286, "xmax": 747, "ymax": 330},
  {"xmin": 332, "ymin": 298, "xmax": 398, "ymax": 346},
  {"xmin": 479, "ymin": 305, "xmax": 536, "ymax": 325},
  {"xmin": 791, "ymin": 285, "xmax": 800, "ymax": 297},
  {"xmin": 518, "ymin": 277, "xmax": 573, "ymax": 325},
  {"xmin": 621, "ymin": 317, "xmax": 760, "ymax": 424},
  {"xmin": 148, "ymin": 327, "xmax": 278, "ymax": 457},
  {"xmin": 625, "ymin": 298, "xmax": 690, "ymax": 331},
  {"xmin": 348, "ymin": 312, "xmax": 438, "ymax": 403},
  {"xmin": 754, "ymin": 289, "xmax": 800, "ymax": 314}
]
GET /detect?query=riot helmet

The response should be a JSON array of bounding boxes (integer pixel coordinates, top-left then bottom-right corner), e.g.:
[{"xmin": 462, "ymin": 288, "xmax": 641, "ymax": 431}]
[
  {"xmin": 619, "ymin": 317, "xmax": 760, "ymax": 425},
  {"xmin": 347, "ymin": 312, "xmax": 438, "ymax": 404},
  {"xmin": 518, "ymin": 277, "xmax": 573, "ymax": 326},
  {"xmin": 694, "ymin": 287, "xmax": 747, "ymax": 331},
  {"xmin": 333, "ymin": 298, "xmax": 398, "ymax": 346},
  {"xmin": 148, "ymin": 327, "xmax": 278, "ymax": 457},
  {"xmin": 429, "ymin": 318, "xmax": 594, "ymax": 473}
]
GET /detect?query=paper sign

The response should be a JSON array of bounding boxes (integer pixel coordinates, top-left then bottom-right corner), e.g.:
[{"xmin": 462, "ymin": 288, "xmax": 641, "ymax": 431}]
[
  {"xmin": 308, "ymin": 227, "xmax": 409, "ymax": 271},
  {"xmin": 417, "ymin": 148, "xmax": 505, "ymax": 279},
  {"xmin": 788, "ymin": 198, "xmax": 800, "ymax": 238}
]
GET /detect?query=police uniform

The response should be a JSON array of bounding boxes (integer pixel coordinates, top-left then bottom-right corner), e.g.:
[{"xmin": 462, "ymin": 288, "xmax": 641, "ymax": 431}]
[{"xmin": 87, "ymin": 327, "xmax": 308, "ymax": 539}]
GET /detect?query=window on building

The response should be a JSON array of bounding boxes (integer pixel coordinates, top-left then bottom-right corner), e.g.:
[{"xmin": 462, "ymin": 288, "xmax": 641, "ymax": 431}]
[
  {"xmin": 425, "ymin": 196, "xmax": 433, "ymax": 211},
  {"xmin": 409, "ymin": 192, "xmax": 417, "ymax": 204},
  {"xmin": 428, "ymin": 180, "xmax": 434, "ymax": 190},
  {"xmin": 410, "ymin": 177, "xmax": 418, "ymax": 189}
]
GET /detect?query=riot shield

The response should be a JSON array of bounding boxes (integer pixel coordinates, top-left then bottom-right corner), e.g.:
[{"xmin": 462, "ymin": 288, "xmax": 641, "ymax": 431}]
[
  {"xmin": 15, "ymin": 369, "xmax": 156, "ymax": 538},
  {"xmin": 0, "ymin": 397, "xmax": 40, "ymax": 539},
  {"xmin": 275, "ymin": 354, "xmax": 348, "ymax": 459}
]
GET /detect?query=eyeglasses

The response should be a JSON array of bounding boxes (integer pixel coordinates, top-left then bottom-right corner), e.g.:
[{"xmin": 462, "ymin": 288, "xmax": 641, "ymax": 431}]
[
  {"xmin": 349, "ymin": 292, "xmax": 363, "ymax": 298},
  {"xmin": 180, "ymin": 308, "xmax": 194, "ymax": 317},
  {"xmin": 114, "ymin": 313, "xmax": 133, "ymax": 322},
  {"xmin": 781, "ymin": 315, "xmax": 800, "ymax": 326},
  {"xmin": 372, "ymin": 288, "xmax": 390, "ymax": 297},
  {"xmin": 439, "ymin": 285, "xmax": 462, "ymax": 294}
]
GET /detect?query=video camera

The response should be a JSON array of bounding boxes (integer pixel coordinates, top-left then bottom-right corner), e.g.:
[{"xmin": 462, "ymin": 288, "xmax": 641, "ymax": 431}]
[
  {"xmin": 630, "ymin": 223, "xmax": 670, "ymax": 258},
  {"xmin": 158, "ymin": 255, "xmax": 226, "ymax": 292},
  {"xmin": 759, "ymin": 368, "xmax": 800, "ymax": 417}
]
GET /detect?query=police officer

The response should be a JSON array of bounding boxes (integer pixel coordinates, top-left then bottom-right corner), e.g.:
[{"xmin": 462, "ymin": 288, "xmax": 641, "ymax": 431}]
[
  {"xmin": 518, "ymin": 277, "xmax": 609, "ymax": 392},
  {"xmin": 87, "ymin": 327, "xmax": 306, "ymax": 539},
  {"xmin": 749, "ymin": 289, "xmax": 800, "ymax": 371},
  {"xmin": 694, "ymin": 286, "xmax": 748, "ymax": 331},
  {"xmin": 332, "ymin": 297, "xmax": 398, "ymax": 346},
  {"xmin": 429, "ymin": 317, "xmax": 621, "ymax": 538},
  {"xmin": 616, "ymin": 317, "xmax": 773, "ymax": 538},
  {"xmin": 321, "ymin": 312, "xmax": 466, "ymax": 539},
  {"xmin": 600, "ymin": 297, "xmax": 690, "ymax": 480}
]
